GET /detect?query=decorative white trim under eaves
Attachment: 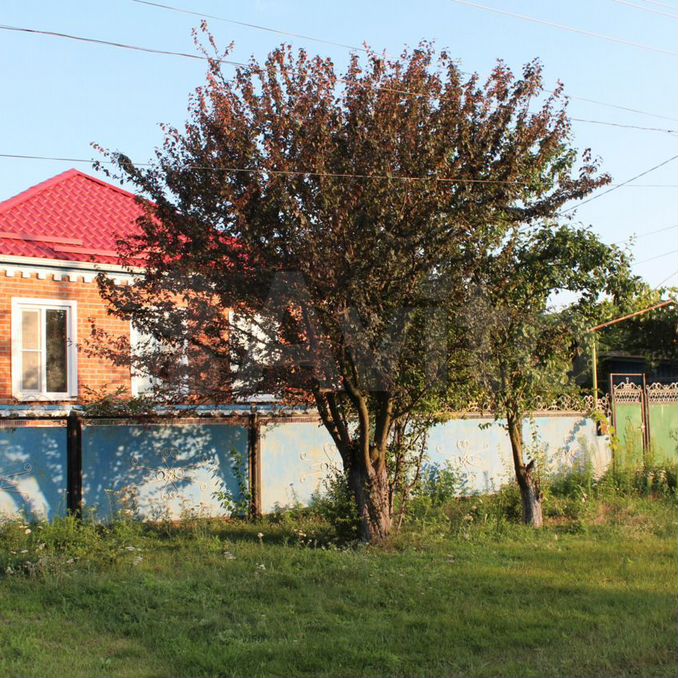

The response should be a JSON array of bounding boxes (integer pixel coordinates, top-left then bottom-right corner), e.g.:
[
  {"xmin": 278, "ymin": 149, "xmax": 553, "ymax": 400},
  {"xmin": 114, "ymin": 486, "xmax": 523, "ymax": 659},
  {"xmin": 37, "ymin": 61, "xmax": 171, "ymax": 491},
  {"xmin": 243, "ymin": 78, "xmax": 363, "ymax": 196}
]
[
  {"xmin": 0, "ymin": 253, "xmax": 143, "ymax": 274},
  {"xmin": 0, "ymin": 262, "xmax": 136, "ymax": 286}
]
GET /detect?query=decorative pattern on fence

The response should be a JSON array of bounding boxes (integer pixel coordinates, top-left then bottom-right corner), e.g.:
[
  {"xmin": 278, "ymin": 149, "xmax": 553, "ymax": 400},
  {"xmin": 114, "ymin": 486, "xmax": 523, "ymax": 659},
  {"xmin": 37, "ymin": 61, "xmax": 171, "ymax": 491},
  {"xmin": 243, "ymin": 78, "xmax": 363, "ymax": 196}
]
[
  {"xmin": 451, "ymin": 393, "xmax": 610, "ymax": 418},
  {"xmin": 0, "ymin": 463, "xmax": 33, "ymax": 495},
  {"xmin": 646, "ymin": 382, "xmax": 678, "ymax": 404}
]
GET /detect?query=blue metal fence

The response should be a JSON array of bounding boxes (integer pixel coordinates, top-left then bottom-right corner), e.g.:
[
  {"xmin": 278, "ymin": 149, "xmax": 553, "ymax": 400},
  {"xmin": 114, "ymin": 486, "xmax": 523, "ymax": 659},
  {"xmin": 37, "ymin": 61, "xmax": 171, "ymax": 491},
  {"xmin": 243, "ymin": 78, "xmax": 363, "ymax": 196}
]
[{"xmin": 0, "ymin": 410, "xmax": 613, "ymax": 521}]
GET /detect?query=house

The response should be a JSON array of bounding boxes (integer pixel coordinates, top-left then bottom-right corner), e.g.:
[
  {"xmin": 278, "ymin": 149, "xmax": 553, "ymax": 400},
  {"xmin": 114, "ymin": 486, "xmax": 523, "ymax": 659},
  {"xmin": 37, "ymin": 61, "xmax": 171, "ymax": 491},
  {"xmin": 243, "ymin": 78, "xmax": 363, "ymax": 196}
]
[
  {"xmin": 0, "ymin": 169, "xmax": 148, "ymax": 406},
  {"xmin": 598, "ymin": 351, "xmax": 678, "ymax": 389}
]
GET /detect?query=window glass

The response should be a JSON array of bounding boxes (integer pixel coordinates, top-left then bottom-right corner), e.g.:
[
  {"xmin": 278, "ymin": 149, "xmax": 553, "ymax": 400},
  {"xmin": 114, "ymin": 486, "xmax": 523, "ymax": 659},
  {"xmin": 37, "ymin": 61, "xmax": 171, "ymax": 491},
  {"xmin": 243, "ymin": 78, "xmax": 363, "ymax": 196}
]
[
  {"xmin": 21, "ymin": 309, "xmax": 41, "ymax": 391},
  {"xmin": 21, "ymin": 310, "xmax": 40, "ymax": 350},
  {"xmin": 46, "ymin": 309, "xmax": 68, "ymax": 393},
  {"xmin": 21, "ymin": 351, "xmax": 40, "ymax": 391}
]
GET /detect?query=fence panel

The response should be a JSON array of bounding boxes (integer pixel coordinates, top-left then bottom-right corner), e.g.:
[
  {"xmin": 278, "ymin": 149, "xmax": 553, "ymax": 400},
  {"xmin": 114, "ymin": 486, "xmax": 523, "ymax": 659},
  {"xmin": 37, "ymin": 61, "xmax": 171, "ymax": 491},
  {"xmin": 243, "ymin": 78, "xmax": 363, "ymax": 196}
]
[
  {"xmin": 647, "ymin": 384, "xmax": 678, "ymax": 464},
  {"xmin": 427, "ymin": 415, "xmax": 606, "ymax": 493},
  {"xmin": 0, "ymin": 420, "xmax": 67, "ymax": 520},
  {"xmin": 82, "ymin": 419, "xmax": 249, "ymax": 521},
  {"xmin": 259, "ymin": 413, "xmax": 609, "ymax": 510},
  {"xmin": 259, "ymin": 417, "xmax": 335, "ymax": 513},
  {"xmin": 614, "ymin": 404, "xmax": 646, "ymax": 468},
  {"xmin": 611, "ymin": 380, "xmax": 646, "ymax": 469}
]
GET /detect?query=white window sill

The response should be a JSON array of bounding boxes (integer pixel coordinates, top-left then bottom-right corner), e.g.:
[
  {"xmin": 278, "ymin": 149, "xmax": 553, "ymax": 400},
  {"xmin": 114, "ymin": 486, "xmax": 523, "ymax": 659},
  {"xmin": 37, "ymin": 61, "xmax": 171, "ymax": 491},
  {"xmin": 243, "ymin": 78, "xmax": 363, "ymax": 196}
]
[{"xmin": 12, "ymin": 393, "xmax": 78, "ymax": 402}]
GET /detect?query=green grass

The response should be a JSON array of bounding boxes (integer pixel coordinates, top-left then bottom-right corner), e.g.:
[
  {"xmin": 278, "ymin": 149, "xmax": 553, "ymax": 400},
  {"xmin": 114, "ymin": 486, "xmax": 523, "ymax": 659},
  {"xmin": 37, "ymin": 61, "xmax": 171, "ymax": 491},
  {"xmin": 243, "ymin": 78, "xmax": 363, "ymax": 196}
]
[{"xmin": 0, "ymin": 497, "xmax": 676, "ymax": 677}]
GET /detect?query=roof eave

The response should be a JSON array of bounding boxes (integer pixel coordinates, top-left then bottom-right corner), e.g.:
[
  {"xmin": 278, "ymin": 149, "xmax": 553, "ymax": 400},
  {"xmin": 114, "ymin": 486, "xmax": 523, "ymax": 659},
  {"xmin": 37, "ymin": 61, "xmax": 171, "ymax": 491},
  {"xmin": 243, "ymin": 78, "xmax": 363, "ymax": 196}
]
[{"xmin": 0, "ymin": 253, "xmax": 144, "ymax": 274}]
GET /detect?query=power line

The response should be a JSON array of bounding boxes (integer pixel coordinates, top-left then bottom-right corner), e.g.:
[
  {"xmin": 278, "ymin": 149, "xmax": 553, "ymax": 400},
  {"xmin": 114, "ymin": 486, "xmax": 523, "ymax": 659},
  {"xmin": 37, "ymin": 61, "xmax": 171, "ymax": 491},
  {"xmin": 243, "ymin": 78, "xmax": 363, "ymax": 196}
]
[
  {"xmin": 613, "ymin": 224, "xmax": 678, "ymax": 245},
  {"xmin": 0, "ymin": 152, "xmax": 676, "ymax": 190},
  {"xmin": 609, "ymin": 0, "xmax": 678, "ymax": 18},
  {"xmin": 552, "ymin": 92, "xmax": 676, "ymax": 122},
  {"xmin": 561, "ymin": 155, "xmax": 678, "ymax": 213},
  {"xmin": 3, "ymin": 19, "xmax": 675, "ymax": 127},
  {"xmin": 447, "ymin": 0, "xmax": 676, "ymax": 55},
  {"xmin": 633, "ymin": 249, "xmax": 678, "ymax": 265},
  {"xmin": 0, "ymin": 152, "xmax": 553, "ymax": 184},
  {"xmin": 133, "ymin": 0, "xmax": 677, "ymax": 122},
  {"xmin": 0, "ymin": 23, "xmax": 428, "ymax": 100},
  {"xmin": 654, "ymin": 269, "xmax": 678, "ymax": 289},
  {"xmin": 0, "ymin": 23, "xmax": 246, "ymax": 67},
  {"xmin": 638, "ymin": 0, "xmax": 678, "ymax": 10},
  {"xmin": 132, "ymin": 0, "xmax": 368, "ymax": 53},
  {"xmin": 626, "ymin": 224, "xmax": 678, "ymax": 239},
  {"xmin": 569, "ymin": 118, "xmax": 677, "ymax": 134}
]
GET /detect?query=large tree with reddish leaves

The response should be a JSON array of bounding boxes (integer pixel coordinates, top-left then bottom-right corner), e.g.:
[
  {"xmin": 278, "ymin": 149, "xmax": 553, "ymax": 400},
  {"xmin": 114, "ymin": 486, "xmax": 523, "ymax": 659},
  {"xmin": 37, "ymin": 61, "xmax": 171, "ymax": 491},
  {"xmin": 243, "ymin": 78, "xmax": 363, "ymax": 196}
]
[{"xmin": 95, "ymin": 35, "xmax": 609, "ymax": 542}]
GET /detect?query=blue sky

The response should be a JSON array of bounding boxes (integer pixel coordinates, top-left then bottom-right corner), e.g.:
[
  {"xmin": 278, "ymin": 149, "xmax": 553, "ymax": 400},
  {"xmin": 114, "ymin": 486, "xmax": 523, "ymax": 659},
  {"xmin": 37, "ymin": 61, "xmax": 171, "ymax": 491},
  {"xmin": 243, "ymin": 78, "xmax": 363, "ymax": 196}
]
[{"xmin": 1, "ymin": 0, "xmax": 676, "ymax": 287}]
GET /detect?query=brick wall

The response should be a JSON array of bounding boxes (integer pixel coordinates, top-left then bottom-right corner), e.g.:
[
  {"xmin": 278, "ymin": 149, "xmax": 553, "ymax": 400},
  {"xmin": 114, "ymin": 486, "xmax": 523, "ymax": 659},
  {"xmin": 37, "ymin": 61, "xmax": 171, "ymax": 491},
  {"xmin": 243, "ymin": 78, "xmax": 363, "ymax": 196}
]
[{"xmin": 0, "ymin": 271, "xmax": 131, "ymax": 404}]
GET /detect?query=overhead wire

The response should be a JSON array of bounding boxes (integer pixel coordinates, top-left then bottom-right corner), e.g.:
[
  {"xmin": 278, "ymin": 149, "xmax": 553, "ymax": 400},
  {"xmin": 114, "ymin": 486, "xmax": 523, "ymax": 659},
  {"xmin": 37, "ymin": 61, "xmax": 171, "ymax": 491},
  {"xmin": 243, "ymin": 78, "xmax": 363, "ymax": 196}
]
[
  {"xmin": 568, "ymin": 118, "xmax": 676, "ymax": 134},
  {"xmin": 654, "ymin": 270, "xmax": 678, "ymax": 289},
  {"xmin": 2, "ymin": 9, "xmax": 675, "ymax": 261},
  {"xmin": 132, "ymin": 0, "xmax": 677, "ymax": 122},
  {"xmin": 0, "ymin": 23, "xmax": 247, "ymax": 66},
  {"xmin": 637, "ymin": 0, "xmax": 678, "ymax": 10},
  {"xmin": 1, "ymin": 19, "xmax": 675, "ymax": 127},
  {"xmin": 614, "ymin": 225, "xmax": 678, "ymax": 244},
  {"xmin": 560, "ymin": 155, "xmax": 678, "ymax": 213},
  {"xmin": 0, "ymin": 153, "xmax": 675, "ymax": 192},
  {"xmin": 131, "ymin": 0, "xmax": 369, "ymax": 53},
  {"xmin": 609, "ymin": 0, "xmax": 678, "ymax": 18},
  {"xmin": 447, "ymin": 0, "xmax": 676, "ymax": 55},
  {"xmin": 633, "ymin": 249, "xmax": 678, "ymax": 264}
]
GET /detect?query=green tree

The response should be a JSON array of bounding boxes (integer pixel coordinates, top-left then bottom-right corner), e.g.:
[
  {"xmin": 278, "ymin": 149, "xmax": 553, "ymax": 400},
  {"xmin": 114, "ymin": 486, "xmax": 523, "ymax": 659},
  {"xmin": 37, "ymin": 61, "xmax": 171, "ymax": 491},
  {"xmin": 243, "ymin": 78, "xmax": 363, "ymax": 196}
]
[
  {"xmin": 596, "ymin": 285, "xmax": 678, "ymax": 365},
  {"xmin": 462, "ymin": 225, "xmax": 634, "ymax": 526},
  {"xmin": 95, "ymin": 35, "xmax": 611, "ymax": 542}
]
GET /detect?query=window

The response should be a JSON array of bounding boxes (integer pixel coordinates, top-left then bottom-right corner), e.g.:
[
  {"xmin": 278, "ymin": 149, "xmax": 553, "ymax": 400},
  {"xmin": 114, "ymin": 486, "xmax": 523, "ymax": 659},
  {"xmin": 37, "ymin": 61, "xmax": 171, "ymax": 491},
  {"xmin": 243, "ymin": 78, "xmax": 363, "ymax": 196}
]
[
  {"xmin": 11, "ymin": 299, "xmax": 78, "ymax": 400},
  {"xmin": 130, "ymin": 324, "xmax": 162, "ymax": 397},
  {"xmin": 130, "ymin": 319, "xmax": 189, "ymax": 398},
  {"xmin": 229, "ymin": 310, "xmax": 278, "ymax": 403}
]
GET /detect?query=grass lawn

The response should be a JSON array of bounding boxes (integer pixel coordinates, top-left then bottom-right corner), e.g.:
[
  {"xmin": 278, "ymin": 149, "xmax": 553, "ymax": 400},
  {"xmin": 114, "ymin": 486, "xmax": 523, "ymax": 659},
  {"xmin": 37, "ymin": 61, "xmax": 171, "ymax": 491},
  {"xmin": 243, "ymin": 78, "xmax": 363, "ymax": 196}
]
[{"xmin": 0, "ymin": 497, "xmax": 676, "ymax": 677}]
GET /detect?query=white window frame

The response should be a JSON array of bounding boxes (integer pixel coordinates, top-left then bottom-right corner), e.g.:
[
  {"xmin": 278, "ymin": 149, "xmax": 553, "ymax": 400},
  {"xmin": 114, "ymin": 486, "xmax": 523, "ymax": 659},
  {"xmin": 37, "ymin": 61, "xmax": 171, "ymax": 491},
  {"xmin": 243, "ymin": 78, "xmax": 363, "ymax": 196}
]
[
  {"xmin": 11, "ymin": 298, "xmax": 78, "ymax": 401},
  {"xmin": 130, "ymin": 318, "xmax": 189, "ymax": 398},
  {"xmin": 229, "ymin": 309, "xmax": 278, "ymax": 403},
  {"xmin": 130, "ymin": 322, "xmax": 161, "ymax": 398}
]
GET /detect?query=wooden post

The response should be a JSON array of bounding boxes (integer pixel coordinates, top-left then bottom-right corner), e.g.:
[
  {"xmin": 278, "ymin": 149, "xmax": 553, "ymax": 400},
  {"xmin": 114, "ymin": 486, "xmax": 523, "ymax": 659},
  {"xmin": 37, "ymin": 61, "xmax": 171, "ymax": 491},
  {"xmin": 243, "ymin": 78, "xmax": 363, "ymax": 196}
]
[
  {"xmin": 66, "ymin": 410, "xmax": 83, "ymax": 518},
  {"xmin": 248, "ymin": 410, "xmax": 262, "ymax": 519}
]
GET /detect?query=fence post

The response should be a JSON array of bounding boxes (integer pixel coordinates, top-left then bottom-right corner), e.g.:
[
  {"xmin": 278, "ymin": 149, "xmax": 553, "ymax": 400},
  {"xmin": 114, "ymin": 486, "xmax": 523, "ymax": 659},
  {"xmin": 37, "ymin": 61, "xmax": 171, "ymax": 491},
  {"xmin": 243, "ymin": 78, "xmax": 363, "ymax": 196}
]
[
  {"xmin": 66, "ymin": 410, "xmax": 83, "ymax": 518},
  {"xmin": 248, "ymin": 410, "xmax": 262, "ymax": 519}
]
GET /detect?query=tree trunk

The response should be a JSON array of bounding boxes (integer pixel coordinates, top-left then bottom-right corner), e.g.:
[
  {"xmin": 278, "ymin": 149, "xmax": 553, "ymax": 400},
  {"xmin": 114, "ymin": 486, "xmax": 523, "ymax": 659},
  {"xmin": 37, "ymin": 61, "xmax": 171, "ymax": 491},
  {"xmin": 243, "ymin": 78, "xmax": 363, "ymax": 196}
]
[
  {"xmin": 348, "ymin": 460, "xmax": 392, "ymax": 543},
  {"xmin": 507, "ymin": 414, "xmax": 543, "ymax": 528},
  {"xmin": 313, "ymin": 389, "xmax": 393, "ymax": 543}
]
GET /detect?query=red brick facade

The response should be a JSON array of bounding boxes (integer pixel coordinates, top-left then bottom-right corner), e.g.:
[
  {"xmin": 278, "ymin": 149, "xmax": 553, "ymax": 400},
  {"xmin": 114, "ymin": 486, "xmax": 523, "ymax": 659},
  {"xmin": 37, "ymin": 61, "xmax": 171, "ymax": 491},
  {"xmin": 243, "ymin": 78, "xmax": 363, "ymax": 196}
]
[
  {"xmin": 0, "ymin": 269, "xmax": 132, "ymax": 405},
  {"xmin": 0, "ymin": 169, "xmax": 148, "ymax": 407}
]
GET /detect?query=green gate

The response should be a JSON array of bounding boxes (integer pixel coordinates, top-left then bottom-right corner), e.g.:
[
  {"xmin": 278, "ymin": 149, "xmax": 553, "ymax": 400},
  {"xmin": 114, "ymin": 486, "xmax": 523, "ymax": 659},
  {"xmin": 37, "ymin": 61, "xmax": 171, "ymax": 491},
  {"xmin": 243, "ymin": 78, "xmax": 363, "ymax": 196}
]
[
  {"xmin": 646, "ymin": 383, "xmax": 678, "ymax": 464},
  {"xmin": 611, "ymin": 376, "xmax": 647, "ymax": 469},
  {"xmin": 611, "ymin": 375, "xmax": 678, "ymax": 468}
]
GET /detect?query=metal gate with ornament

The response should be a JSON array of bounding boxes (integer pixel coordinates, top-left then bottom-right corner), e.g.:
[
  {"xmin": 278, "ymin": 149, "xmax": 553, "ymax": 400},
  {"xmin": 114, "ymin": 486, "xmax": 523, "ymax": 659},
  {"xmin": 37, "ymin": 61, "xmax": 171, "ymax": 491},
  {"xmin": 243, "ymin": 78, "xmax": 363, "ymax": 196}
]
[{"xmin": 610, "ymin": 375, "xmax": 678, "ymax": 468}]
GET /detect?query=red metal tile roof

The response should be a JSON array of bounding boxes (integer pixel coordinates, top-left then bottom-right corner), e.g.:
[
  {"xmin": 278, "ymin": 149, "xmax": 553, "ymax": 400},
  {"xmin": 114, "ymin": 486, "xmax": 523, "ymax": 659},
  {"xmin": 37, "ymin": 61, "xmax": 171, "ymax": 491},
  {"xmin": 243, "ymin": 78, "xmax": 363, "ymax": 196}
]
[{"xmin": 0, "ymin": 169, "xmax": 145, "ymax": 267}]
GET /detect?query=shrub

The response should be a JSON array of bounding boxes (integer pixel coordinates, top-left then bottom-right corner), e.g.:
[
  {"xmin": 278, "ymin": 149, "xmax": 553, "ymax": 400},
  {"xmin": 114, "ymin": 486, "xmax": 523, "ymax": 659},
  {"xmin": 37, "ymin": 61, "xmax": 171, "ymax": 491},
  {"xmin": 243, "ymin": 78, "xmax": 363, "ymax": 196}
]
[
  {"xmin": 493, "ymin": 482, "xmax": 524, "ymax": 522},
  {"xmin": 603, "ymin": 462, "xmax": 678, "ymax": 498},
  {"xmin": 307, "ymin": 465, "xmax": 361, "ymax": 542},
  {"xmin": 543, "ymin": 460, "xmax": 677, "ymax": 504},
  {"xmin": 406, "ymin": 462, "xmax": 469, "ymax": 522}
]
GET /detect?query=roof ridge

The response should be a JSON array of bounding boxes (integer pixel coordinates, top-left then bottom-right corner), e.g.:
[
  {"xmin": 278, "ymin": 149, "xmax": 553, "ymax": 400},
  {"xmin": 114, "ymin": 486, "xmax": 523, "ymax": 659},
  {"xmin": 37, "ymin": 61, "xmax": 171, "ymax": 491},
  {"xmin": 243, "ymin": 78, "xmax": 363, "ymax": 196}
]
[
  {"xmin": 0, "ymin": 168, "xmax": 143, "ymax": 218},
  {"xmin": 71, "ymin": 169, "xmax": 145, "ymax": 204},
  {"xmin": 0, "ymin": 169, "xmax": 81, "ymax": 217}
]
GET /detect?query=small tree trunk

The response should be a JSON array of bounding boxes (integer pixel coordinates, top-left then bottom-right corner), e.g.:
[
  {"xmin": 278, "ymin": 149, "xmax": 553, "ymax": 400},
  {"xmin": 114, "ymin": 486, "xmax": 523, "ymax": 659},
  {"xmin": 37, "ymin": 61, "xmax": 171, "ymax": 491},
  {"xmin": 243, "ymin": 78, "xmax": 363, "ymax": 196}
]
[
  {"xmin": 348, "ymin": 461, "xmax": 392, "ymax": 543},
  {"xmin": 507, "ymin": 414, "xmax": 543, "ymax": 528}
]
